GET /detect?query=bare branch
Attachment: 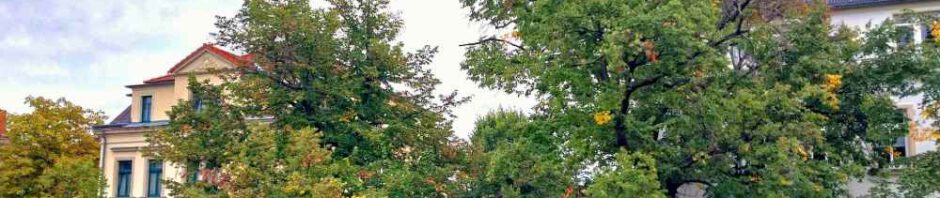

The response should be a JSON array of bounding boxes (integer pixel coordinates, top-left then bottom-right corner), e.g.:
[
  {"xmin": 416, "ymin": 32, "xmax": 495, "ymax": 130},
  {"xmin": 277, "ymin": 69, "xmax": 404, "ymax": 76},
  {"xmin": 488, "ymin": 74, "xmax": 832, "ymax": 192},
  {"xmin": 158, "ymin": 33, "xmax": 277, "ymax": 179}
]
[{"xmin": 459, "ymin": 37, "xmax": 526, "ymax": 51}]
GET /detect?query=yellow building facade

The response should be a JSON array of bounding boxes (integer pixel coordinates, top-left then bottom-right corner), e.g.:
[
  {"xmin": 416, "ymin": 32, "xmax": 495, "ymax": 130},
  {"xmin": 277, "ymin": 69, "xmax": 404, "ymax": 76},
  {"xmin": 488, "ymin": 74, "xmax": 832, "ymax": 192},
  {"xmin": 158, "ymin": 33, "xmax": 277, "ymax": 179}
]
[{"xmin": 93, "ymin": 44, "xmax": 248, "ymax": 197}]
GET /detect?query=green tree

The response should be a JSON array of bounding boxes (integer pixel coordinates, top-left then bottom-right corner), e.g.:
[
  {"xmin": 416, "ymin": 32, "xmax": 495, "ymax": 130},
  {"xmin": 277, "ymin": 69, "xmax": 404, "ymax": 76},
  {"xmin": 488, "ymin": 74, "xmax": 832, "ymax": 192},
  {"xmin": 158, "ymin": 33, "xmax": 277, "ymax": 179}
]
[
  {"xmin": 0, "ymin": 97, "xmax": 105, "ymax": 197},
  {"xmin": 459, "ymin": 0, "xmax": 940, "ymax": 196},
  {"xmin": 467, "ymin": 111, "xmax": 667, "ymax": 197},
  {"xmin": 466, "ymin": 111, "xmax": 574, "ymax": 197},
  {"xmin": 148, "ymin": 0, "xmax": 468, "ymax": 197},
  {"xmin": 892, "ymin": 152, "xmax": 940, "ymax": 198}
]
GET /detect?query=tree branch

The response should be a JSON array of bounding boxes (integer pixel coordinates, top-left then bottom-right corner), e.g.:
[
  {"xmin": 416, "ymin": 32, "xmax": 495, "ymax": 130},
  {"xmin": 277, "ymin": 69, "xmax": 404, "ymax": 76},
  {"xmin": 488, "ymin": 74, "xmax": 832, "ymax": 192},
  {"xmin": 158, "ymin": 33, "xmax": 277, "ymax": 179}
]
[
  {"xmin": 459, "ymin": 37, "xmax": 525, "ymax": 51},
  {"xmin": 614, "ymin": 75, "xmax": 663, "ymax": 149}
]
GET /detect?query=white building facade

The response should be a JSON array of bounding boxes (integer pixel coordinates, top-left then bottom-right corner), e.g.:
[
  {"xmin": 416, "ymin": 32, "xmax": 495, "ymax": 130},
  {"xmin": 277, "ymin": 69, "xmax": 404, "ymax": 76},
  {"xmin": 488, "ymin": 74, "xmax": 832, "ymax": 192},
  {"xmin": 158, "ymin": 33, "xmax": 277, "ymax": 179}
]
[
  {"xmin": 829, "ymin": 1, "xmax": 940, "ymax": 197},
  {"xmin": 829, "ymin": 0, "xmax": 940, "ymax": 158}
]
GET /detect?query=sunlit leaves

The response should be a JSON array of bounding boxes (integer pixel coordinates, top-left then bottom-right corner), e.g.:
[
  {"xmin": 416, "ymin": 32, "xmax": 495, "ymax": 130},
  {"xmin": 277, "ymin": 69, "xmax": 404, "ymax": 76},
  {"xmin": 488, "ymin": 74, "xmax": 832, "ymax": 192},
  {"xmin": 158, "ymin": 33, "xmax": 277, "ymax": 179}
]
[
  {"xmin": 460, "ymin": 0, "xmax": 940, "ymax": 197},
  {"xmin": 152, "ymin": 0, "xmax": 467, "ymax": 197},
  {"xmin": 594, "ymin": 111, "xmax": 612, "ymax": 125},
  {"xmin": 0, "ymin": 97, "xmax": 104, "ymax": 197}
]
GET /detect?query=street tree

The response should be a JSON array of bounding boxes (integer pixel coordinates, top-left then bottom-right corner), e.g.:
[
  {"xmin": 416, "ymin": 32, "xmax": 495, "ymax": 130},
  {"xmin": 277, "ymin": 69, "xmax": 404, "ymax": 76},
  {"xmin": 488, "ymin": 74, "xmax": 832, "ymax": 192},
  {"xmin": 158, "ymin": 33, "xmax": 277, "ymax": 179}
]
[
  {"xmin": 459, "ymin": 0, "xmax": 940, "ymax": 196},
  {"xmin": 148, "ymin": 0, "xmax": 468, "ymax": 197},
  {"xmin": 0, "ymin": 97, "xmax": 105, "ymax": 197}
]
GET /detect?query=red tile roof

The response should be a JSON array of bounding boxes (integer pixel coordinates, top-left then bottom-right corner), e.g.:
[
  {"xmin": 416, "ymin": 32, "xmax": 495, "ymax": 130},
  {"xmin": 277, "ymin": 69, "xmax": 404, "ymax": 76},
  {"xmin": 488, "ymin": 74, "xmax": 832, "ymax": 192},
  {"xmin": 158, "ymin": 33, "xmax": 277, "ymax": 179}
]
[
  {"xmin": 143, "ymin": 74, "xmax": 174, "ymax": 84},
  {"xmin": 0, "ymin": 109, "xmax": 6, "ymax": 137},
  {"xmin": 140, "ymin": 43, "xmax": 250, "ymax": 84},
  {"xmin": 166, "ymin": 43, "xmax": 249, "ymax": 74}
]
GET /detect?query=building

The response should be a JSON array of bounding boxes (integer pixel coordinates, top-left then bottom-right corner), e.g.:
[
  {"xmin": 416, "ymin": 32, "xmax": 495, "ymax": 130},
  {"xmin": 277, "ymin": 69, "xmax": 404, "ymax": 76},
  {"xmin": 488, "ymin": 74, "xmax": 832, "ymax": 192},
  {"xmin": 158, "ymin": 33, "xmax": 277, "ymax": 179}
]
[
  {"xmin": 92, "ymin": 44, "xmax": 249, "ymax": 197},
  {"xmin": 829, "ymin": 0, "xmax": 940, "ymax": 197},
  {"xmin": 829, "ymin": 0, "xmax": 939, "ymax": 158}
]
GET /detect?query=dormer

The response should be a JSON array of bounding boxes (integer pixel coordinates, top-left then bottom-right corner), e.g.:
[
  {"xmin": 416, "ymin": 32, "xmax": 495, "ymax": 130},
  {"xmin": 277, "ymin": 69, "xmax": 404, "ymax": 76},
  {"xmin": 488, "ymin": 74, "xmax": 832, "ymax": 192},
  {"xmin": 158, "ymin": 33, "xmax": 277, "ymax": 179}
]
[{"xmin": 123, "ymin": 44, "xmax": 248, "ymax": 123}]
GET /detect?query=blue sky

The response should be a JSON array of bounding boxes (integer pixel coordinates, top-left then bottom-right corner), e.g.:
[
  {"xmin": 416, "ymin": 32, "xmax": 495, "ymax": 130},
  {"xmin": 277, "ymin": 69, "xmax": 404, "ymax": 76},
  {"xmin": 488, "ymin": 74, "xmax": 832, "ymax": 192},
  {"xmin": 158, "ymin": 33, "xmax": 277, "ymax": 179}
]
[{"xmin": 0, "ymin": 0, "xmax": 535, "ymax": 138}]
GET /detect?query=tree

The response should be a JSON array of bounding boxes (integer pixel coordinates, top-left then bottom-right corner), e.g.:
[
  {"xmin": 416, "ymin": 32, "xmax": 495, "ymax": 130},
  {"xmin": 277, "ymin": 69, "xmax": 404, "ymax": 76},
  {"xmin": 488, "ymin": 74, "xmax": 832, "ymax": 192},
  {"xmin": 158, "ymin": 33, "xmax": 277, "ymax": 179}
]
[
  {"xmin": 148, "ymin": 0, "xmax": 468, "ymax": 197},
  {"xmin": 467, "ymin": 111, "xmax": 667, "ymax": 197},
  {"xmin": 459, "ymin": 0, "xmax": 940, "ymax": 196},
  {"xmin": 466, "ymin": 111, "xmax": 575, "ymax": 197},
  {"xmin": 0, "ymin": 97, "xmax": 105, "ymax": 197}
]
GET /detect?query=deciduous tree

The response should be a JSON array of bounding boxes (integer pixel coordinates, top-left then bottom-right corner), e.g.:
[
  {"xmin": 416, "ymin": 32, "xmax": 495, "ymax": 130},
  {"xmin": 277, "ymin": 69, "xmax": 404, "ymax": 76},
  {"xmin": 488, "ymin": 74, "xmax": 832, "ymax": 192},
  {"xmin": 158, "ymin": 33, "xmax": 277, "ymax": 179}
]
[
  {"xmin": 459, "ymin": 0, "xmax": 940, "ymax": 196},
  {"xmin": 0, "ymin": 97, "xmax": 105, "ymax": 197},
  {"xmin": 148, "ymin": 0, "xmax": 468, "ymax": 197}
]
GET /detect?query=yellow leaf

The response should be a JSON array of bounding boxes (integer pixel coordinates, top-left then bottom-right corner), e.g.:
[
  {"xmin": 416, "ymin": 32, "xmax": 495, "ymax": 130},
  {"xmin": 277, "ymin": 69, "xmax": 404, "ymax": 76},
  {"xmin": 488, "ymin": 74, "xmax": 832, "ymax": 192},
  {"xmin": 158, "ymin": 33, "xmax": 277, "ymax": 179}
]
[
  {"xmin": 511, "ymin": 31, "xmax": 522, "ymax": 39},
  {"xmin": 796, "ymin": 145, "xmax": 809, "ymax": 161},
  {"xmin": 885, "ymin": 147, "xmax": 901, "ymax": 158},
  {"xmin": 931, "ymin": 21, "xmax": 940, "ymax": 41},
  {"xmin": 821, "ymin": 74, "xmax": 842, "ymax": 109},
  {"xmin": 594, "ymin": 111, "xmax": 612, "ymax": 125},
  {"xmin": 823, "ymin": 74, "xmax": 842, "ymax": 92}
]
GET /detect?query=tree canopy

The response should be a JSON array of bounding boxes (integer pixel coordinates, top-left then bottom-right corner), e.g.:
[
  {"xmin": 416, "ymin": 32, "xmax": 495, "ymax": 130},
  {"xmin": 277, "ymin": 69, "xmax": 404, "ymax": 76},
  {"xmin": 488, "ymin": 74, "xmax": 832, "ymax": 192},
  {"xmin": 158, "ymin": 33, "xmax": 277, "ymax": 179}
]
[
  {"xmin": 148, "ymin": 0, "xmax": 468, "ymax": 197},
  {"xmin": 142, "ymin": 0, "xmax": 940, "ymax": 197},
  {"xmin": 0, "ymin": 97, "xmax": 104, "ymax": 197},
  {"xmin": 459, "ymin": 0, "xmax": 940, "ymax": 197}
]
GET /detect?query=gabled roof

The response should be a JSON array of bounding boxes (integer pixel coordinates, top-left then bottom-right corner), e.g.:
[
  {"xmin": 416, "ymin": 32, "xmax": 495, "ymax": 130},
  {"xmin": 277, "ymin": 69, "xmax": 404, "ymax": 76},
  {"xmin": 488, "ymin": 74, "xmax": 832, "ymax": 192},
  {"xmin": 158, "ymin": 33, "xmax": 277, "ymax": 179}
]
[
  {"xmin": 165, "ymin": 43, "xmax": 249, "ymax": 74},
  {"xmin": 143, "ymin": 74, "xmax": 174, "ymax": 84},
  {"xmin": 136, "ymin": 43, "xmax": 250, "ymax": 86}
]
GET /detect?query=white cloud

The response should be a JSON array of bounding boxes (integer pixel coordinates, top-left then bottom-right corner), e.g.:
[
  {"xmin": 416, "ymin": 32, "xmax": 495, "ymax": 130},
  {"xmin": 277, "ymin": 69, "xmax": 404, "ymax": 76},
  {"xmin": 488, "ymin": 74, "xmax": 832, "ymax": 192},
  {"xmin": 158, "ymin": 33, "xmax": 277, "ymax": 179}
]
[
  {"xmin": 20, "ymin": 62, "xmax": 69, "ymax": 77},
  {"xmin": 0, "ymin": 0, "xmax": 240, "ymax": 118},
  {"xmin": 0, "ymin": 0, "xmax": 532, "ymax": 139},
  {"xmin": 390, "ymin": 0, "xmax": 537, "ymax": 138}
]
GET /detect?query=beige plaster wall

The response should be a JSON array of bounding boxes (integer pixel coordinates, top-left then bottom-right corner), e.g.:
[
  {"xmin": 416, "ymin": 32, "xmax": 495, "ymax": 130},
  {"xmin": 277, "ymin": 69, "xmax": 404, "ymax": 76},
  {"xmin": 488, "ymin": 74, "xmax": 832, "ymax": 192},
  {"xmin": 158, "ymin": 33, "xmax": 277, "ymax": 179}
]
[
  {"xmin": 104, "ymin": 51, "xmax": 236, "ymax": 197},
  {"xmin": 130, "ymin": 85, "xmax": 176, "ymax": 123},
  {"xmin": 130, "ymin": 52, "xmax": 234, "ymax": 123},
  {"xmin": 100, "ymin": 132, "xmax": 184, "ymax": 198}
]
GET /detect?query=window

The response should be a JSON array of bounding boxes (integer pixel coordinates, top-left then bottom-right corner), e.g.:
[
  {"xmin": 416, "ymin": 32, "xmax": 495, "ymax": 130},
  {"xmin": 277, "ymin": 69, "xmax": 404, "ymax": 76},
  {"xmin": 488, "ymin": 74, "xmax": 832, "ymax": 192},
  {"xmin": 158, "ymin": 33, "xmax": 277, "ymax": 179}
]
[
  {"xmin": 186, "ymin": 162, "xmax": 199, "ymax": 183},
  {"xmin": 141, "ymin": 96, "xmax": 152, "ymax": 123},
  {"xmin": 922, "ymin": 23, "xmax": 936, "ymax": 42},
  {"xmin": 192, "ymin": 92, "xmax": 203, "ymax": 112},
  {"xmin": 116, "ymin": 160, "xmax": 132, "ymax": 197},
  {"xmin": 147, "ymin": 160, "xmax": 163, "ymax": 197},
  {"xmin": 897, "ymin": 25, "xmax": 915, "ymax": 47}
]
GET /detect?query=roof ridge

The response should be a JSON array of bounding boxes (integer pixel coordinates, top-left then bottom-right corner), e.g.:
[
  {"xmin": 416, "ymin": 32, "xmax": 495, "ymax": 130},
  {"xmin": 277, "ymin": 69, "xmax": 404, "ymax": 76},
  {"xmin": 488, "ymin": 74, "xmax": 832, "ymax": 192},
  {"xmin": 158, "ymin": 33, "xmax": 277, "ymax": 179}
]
[{"xmin": 165, "ymin": 43, "xmax": 246, "ymax": 74}]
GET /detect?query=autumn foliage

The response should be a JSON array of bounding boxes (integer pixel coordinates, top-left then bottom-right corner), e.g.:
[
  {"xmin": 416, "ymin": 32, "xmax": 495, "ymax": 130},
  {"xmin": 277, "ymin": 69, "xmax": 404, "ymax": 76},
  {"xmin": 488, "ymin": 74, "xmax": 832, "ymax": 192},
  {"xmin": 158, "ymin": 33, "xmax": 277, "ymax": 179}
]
[{"xmin": 0, "ymin": 97, "xmax": 104, "ymax": 197}]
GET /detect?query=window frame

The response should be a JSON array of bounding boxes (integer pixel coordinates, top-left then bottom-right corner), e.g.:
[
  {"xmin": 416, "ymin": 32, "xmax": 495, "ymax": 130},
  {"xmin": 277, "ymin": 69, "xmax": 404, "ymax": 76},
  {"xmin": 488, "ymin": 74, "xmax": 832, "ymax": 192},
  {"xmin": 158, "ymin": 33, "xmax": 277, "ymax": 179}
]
[
  {"xmin": 146, "ymin": 160, "xmax": 163, "ymax": 197},
  {"xmin": 191, "ymin": 92, "xmax": 203, "ymax": 112},
  {"xmin": 186, "ymin": 162, "xmax": 200, "ymax": 183},
  {"xmin": 141, "ymin": 95, "xmax": 153, "ymax": 123},
  {"xmin": 115, "ymin": 160, "xmax": 133, "ymax": 197},
  {"xmin": 896, "ymin": 23, "xmax": 917, "ymax": 47}
]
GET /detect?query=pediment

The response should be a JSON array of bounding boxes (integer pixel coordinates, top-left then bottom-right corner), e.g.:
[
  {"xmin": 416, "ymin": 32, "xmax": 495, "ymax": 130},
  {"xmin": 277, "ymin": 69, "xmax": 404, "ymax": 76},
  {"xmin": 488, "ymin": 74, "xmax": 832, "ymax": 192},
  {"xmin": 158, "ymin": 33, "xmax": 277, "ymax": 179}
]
[
  {"xmin": 173, "ymin": 52, "xmax": 235, "ymax": 74},
  {"xmin": 165, "ymin": 44, "xmax": 246, "ymax": 75}
]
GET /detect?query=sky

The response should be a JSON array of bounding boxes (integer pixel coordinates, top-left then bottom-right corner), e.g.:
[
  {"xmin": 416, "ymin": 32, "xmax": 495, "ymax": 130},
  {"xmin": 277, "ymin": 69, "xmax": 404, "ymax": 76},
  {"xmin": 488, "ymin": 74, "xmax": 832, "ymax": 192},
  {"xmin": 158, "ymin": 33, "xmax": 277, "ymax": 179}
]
[{"xmin": 0, "ymin": 0, "xmax": 536, "ymax": 139}]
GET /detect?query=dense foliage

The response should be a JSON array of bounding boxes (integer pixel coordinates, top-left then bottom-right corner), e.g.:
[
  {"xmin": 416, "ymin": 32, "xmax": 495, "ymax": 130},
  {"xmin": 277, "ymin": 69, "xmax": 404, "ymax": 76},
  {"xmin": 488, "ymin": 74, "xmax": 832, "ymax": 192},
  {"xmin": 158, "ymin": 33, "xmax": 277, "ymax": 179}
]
[
  {"xmin": 141, "ymin": 0, "xmax": 940, "ymax": 197},
  {"xmin": 148, "ymin": 0, "xmax": 468, "ymax": 197},
  {"xmin": 0, "ymin": 97, "xmax": 104, "ymax": 197},
  {"xmin": 459, "ymin": 0, "xmax": 940, "ymax": 197}
]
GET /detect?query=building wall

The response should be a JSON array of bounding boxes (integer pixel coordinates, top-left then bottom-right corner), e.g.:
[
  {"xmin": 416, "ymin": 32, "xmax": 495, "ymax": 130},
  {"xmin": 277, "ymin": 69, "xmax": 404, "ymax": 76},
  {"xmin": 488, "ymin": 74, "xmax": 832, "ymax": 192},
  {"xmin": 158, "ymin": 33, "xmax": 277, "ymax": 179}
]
[
  {"xmin": 830, "ymin": 1, "xmax": 940, "ymax": 156},
  {"xmin": 100, "ymin": 132, "xmax": 184, "ymax": 197},
  {"xmin": 831, "ymin": 1, "xmax": 940, "ymax": 27},
  {"xmin": 172, "ymin": 53, "xmax": 232, "ymax": 103},
  {"xmin": 129, "ymin": 52, "xmax": 233, "ymax": 123},
  {"xmin": 101, "ymin": 48, "xmax": 238, "ymax": 197},
  {"xmin": 831, "ymin": 3, "xmax": 940, "ymax": 197},
  {"xmin": 130, "ymin": 84, "xmax": 175, "ymax": 123}
]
